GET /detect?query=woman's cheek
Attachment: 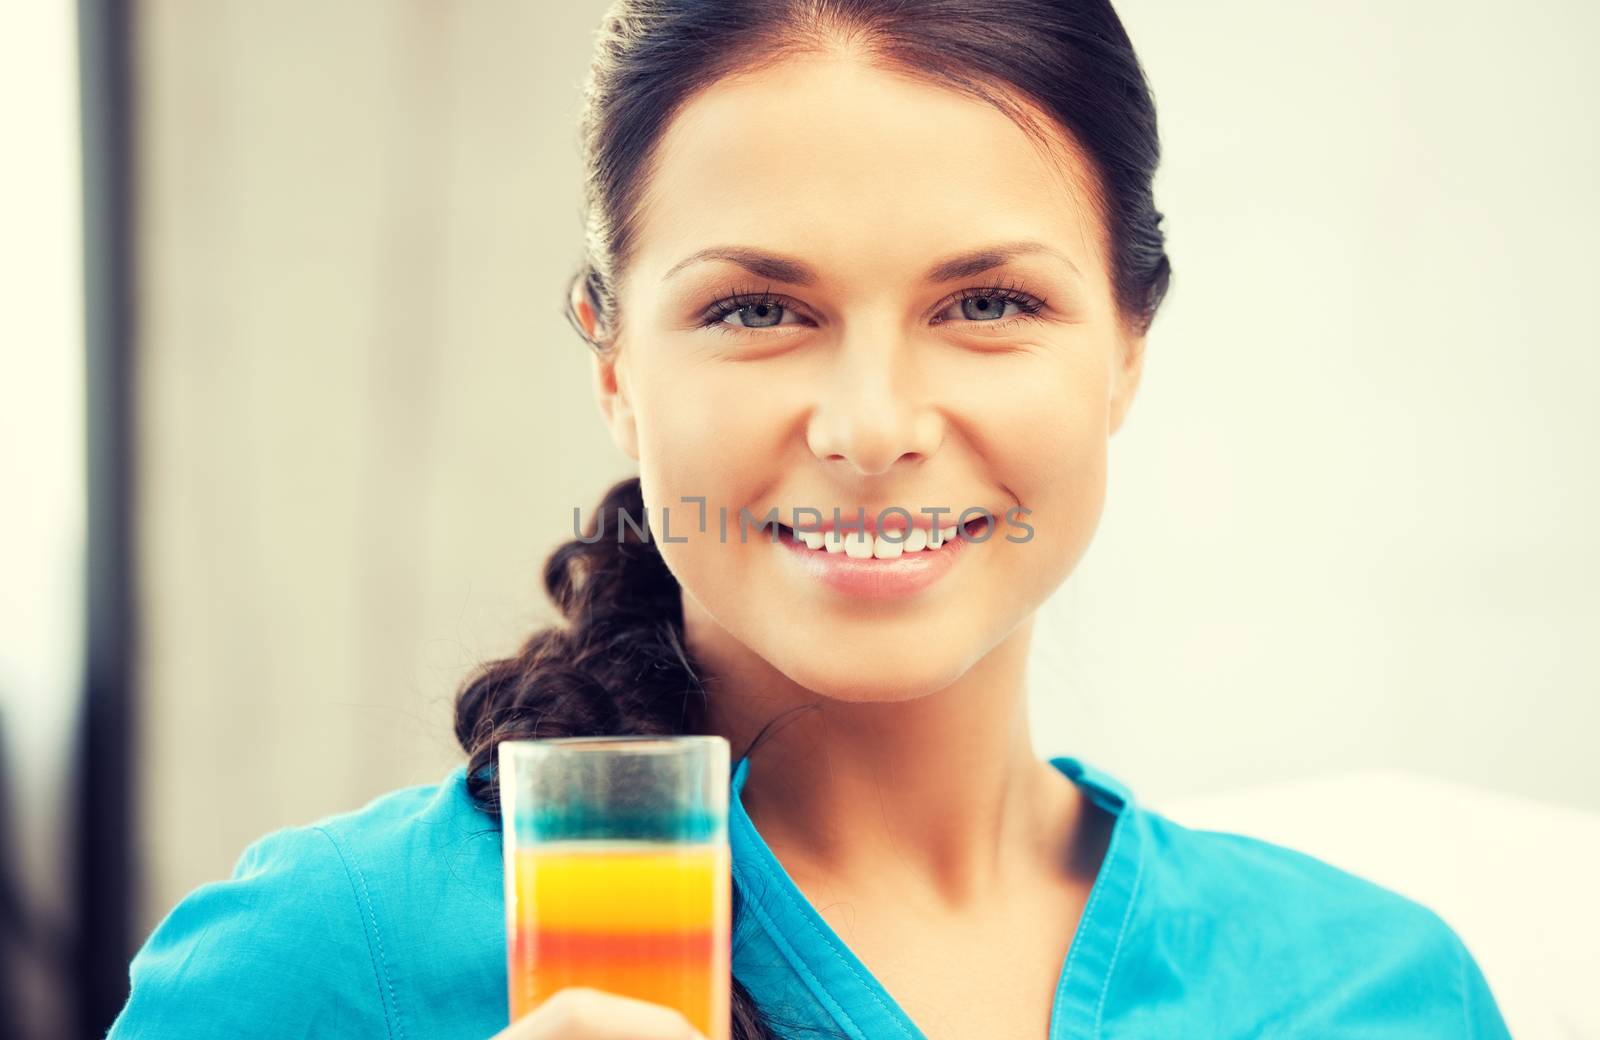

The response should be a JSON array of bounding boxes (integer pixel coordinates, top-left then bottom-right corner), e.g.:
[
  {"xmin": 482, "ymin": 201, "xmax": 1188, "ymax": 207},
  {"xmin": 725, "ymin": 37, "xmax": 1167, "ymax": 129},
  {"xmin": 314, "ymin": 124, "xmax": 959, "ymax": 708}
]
[
  {"xmin": 633, "ymin": 366, "xmax": 737, "ymax": 489},
  {"xmin": 993, "ymin": 366, "xmax": 1111, "ymax": 587},
  {"xmin": 640, "ymin": 348, "xmax": 784, "ymax": 450},
  {"xmin": 633, "ymin": 368, "xmax": 778, "ymax": 588}
]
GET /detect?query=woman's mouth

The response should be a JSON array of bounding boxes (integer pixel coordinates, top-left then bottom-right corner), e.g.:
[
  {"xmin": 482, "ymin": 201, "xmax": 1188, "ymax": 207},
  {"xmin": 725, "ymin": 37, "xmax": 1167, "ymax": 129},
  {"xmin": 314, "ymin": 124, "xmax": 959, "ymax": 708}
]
[
  {"xmin": 760, "ymin": 516, "xmax": 992, "ymax": 600},
  {"xmin": 763, "ymin": 515, "xmax": 992, "ymax": 557}
]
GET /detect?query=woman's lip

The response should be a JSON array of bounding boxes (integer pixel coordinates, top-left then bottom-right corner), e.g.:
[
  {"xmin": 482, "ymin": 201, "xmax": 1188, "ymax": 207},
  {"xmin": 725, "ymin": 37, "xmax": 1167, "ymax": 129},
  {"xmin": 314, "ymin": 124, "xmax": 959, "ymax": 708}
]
[
  {"xmin": 782, "ymin": 509, "xmax": 1004, "ymax": 536},
  {"xmin": 770, "ymin": 523, "xmax": 972, "ymax": 600}
]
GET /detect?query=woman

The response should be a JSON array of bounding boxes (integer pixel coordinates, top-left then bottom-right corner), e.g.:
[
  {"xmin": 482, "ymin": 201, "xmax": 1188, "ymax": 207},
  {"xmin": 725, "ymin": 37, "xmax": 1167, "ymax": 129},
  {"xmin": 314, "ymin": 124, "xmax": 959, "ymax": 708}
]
[{"xmin": 110, "ymin": 1, "xmax": 1511, "ymax": 1037}]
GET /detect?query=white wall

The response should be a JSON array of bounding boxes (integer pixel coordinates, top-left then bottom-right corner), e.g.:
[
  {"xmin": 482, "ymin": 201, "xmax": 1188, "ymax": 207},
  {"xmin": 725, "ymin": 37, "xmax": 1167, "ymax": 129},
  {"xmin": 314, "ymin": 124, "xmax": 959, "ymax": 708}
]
[
  {"xmin": 1030, "ymin": 0, "xmax": 1600, "ymax": 809},
  {"xmin": 134, "ymin": 0, "xmax": 1600, "ymax": 939},
  {"xmin": 0, "ymin": 2, "xmax": 85, "ymax": 1034}
]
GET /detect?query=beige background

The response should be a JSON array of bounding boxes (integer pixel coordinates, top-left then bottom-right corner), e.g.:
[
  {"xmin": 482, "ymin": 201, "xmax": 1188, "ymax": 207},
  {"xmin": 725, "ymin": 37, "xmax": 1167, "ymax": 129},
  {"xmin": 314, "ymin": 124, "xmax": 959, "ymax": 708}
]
[
  {"xmin": 134, "ymin": 0, "xmax": 625, "ymax": 931},
  {"xmin": 133, "ymin": 0, "xmax": 1600, "ymax": 941}
]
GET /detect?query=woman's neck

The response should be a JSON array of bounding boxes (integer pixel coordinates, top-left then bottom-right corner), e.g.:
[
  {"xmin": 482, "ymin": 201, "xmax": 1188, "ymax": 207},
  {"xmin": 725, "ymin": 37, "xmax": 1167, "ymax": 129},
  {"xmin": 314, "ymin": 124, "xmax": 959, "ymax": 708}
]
[{"xmin": 690, "ymin": 601, "xmax": 1087, "ymax": 910}]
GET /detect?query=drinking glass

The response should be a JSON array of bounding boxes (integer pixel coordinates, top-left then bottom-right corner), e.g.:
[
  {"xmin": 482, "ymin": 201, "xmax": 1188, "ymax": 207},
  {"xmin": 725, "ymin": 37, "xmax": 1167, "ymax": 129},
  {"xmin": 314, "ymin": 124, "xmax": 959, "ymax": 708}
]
[{"xmin": 499, "ymin": 735, "xmax": 731, "ymax": 1040}]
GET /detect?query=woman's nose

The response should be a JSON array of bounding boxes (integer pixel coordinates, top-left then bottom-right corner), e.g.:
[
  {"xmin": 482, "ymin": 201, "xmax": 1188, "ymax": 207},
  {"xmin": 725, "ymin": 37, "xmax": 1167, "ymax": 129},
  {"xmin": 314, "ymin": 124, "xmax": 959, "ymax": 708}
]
[{"xmin": 804, "ymin": 330, "xmax": 945, "ymax": 477}]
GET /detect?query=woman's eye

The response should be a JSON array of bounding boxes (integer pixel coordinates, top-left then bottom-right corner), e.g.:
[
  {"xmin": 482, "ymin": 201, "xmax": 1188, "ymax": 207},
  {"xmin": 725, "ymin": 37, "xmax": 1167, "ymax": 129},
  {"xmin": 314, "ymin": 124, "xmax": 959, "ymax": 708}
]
[
  {"xmin": 700, "ymin": 286, "xmax": 1045, "ymax": 337},
  {"xmin": 937, "ymin": 292, "xmax": 1042, "ymax": 324},
  {"xmin": 700, "ymin": 294, "xmax": 804, "ymax": 334},
  {"xmin": 722, "ymin": 301, "xmax": 789, "ymax": 329}
]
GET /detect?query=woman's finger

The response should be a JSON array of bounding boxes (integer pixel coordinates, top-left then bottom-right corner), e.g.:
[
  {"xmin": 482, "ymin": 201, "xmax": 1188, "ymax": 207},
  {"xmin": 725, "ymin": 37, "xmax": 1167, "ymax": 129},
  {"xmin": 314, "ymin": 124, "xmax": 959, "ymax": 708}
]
[{"xmin": 496, "ymin": 985, "xmax": 712, "ymax": 1040}]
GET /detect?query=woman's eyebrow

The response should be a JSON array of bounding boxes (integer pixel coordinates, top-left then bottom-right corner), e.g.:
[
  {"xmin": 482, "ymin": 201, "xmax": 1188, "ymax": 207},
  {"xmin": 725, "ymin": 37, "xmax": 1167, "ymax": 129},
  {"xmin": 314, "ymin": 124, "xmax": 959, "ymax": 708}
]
[
  {"xmin": 661, "ymin": 240, "xmax": 1079, "ymax": 286},
  {"xmin": 926, "ymin": 241, "xmax": 1081, "ymax": 282}
]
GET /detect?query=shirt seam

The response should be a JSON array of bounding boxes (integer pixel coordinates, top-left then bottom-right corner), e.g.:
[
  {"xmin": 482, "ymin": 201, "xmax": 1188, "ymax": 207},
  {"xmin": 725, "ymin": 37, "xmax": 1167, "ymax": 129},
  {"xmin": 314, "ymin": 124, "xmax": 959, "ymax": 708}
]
[
  {"xmin": 1045, "ymin": 765, "xmax": 1140, "ymax": 1039},
  {"xmin": 313, "ymin": 824, "xmax": 403, "ymax": 1040},
  {"xmin": 1091, "ymin": 837, "xmax": 1145, "ymax": 1038},
  {"xmin": 1053, "ymin": 804, "xmax": 1126, "ymax": 1015},
  {"xmin": 732, "ymin": 855, "xmax": 908, "ymax": 1040}
]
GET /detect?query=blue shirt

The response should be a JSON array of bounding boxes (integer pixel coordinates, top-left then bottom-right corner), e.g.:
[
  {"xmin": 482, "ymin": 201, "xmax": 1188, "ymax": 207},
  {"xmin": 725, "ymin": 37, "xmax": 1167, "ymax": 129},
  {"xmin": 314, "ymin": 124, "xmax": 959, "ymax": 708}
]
[{"xmin": 108, "ymin": 754, "xmax": 1511, "ymax": 1038}]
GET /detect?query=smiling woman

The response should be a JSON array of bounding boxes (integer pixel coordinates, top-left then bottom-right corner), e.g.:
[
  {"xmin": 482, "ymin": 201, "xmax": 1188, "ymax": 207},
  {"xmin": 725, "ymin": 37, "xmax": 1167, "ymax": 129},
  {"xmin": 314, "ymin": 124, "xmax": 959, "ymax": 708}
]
[{"xmin": 106, "ymin": 2, "xmax": 1512, "ymax": 1039}]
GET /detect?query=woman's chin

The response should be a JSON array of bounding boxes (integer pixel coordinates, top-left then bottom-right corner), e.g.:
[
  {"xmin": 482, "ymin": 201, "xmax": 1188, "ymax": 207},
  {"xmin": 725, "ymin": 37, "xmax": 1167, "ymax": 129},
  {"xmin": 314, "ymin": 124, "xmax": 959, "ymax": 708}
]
[{"xmin": 772, "ymin": 648, "xmax": 976, "ymax": 706}]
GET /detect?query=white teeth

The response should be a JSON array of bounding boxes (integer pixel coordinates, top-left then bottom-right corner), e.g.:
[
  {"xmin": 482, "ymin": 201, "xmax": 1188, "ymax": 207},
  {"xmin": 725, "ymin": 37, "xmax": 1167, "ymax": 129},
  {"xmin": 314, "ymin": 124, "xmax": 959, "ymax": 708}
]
[{"xmin": 787, "ymin": 525, "xmax": 954, "ymax": 556}]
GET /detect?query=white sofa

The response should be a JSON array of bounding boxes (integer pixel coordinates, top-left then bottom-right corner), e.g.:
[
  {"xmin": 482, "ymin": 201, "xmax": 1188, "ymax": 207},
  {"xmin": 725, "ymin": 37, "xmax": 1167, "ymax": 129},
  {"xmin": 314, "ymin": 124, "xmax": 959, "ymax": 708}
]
[{"xmin": 1153, "ymin": 770, "xmax": 1600, "ymax": 1040}]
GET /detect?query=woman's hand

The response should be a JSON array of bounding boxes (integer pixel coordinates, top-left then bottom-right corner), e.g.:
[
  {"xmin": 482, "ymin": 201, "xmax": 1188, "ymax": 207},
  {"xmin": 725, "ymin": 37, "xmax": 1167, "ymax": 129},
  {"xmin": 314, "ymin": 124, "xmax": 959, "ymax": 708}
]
[{"xmin": 491, "ymin": 986, "xmax": 712, "ymax": 1039}]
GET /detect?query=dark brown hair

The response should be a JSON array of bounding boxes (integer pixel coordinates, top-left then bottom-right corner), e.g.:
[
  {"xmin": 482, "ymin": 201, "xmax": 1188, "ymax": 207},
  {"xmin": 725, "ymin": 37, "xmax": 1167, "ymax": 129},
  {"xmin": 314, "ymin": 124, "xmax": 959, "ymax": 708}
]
[{"xmin": 454, "ymin": 2, "xmax": 1171, "ymax": 1036}]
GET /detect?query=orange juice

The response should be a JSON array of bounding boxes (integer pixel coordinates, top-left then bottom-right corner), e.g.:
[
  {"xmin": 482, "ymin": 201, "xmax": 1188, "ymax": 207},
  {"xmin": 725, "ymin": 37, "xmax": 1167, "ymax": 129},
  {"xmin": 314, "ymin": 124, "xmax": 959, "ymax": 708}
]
[{"xmin": 507, "ymin": 840, "xmax": 730, "ymax": 1040}]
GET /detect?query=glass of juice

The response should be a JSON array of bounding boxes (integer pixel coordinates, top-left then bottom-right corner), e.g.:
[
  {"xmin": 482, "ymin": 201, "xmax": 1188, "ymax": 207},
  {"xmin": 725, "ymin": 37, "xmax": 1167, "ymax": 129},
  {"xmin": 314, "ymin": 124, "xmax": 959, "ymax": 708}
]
[{"xmin": 499, "ymin": 735, "xmax": 730, "ymax": 1040}]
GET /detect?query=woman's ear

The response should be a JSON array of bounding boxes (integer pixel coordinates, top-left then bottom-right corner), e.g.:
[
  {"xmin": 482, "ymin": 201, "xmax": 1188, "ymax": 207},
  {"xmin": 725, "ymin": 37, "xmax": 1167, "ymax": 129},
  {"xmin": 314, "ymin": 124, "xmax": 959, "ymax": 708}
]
[
  {"xmin": 1108, "ymin": 329, "xmax": 1146, "ymax": 436},
  {"xmin": 591, "ymin": 349, "xmax": 641, "ymax": 461},
  {"xmin": 572, "ymin": 279, "xmax": 641, "ymax": 460}
]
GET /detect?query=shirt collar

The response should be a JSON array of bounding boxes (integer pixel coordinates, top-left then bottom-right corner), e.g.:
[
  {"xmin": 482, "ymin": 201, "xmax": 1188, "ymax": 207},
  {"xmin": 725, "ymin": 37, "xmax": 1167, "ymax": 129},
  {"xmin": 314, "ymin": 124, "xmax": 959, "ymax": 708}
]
[{"xmin": 727, "ymin": 751, "xmax": 1144, "ymax": 1039}]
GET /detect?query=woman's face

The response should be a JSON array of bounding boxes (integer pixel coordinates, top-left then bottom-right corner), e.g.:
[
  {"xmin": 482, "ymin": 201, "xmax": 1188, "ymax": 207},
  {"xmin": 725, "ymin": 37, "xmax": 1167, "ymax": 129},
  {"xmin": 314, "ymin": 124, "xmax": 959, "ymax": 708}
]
[{"xmin": 586, "ymin": 54, "xmax": 1144, "ymax": 702}]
